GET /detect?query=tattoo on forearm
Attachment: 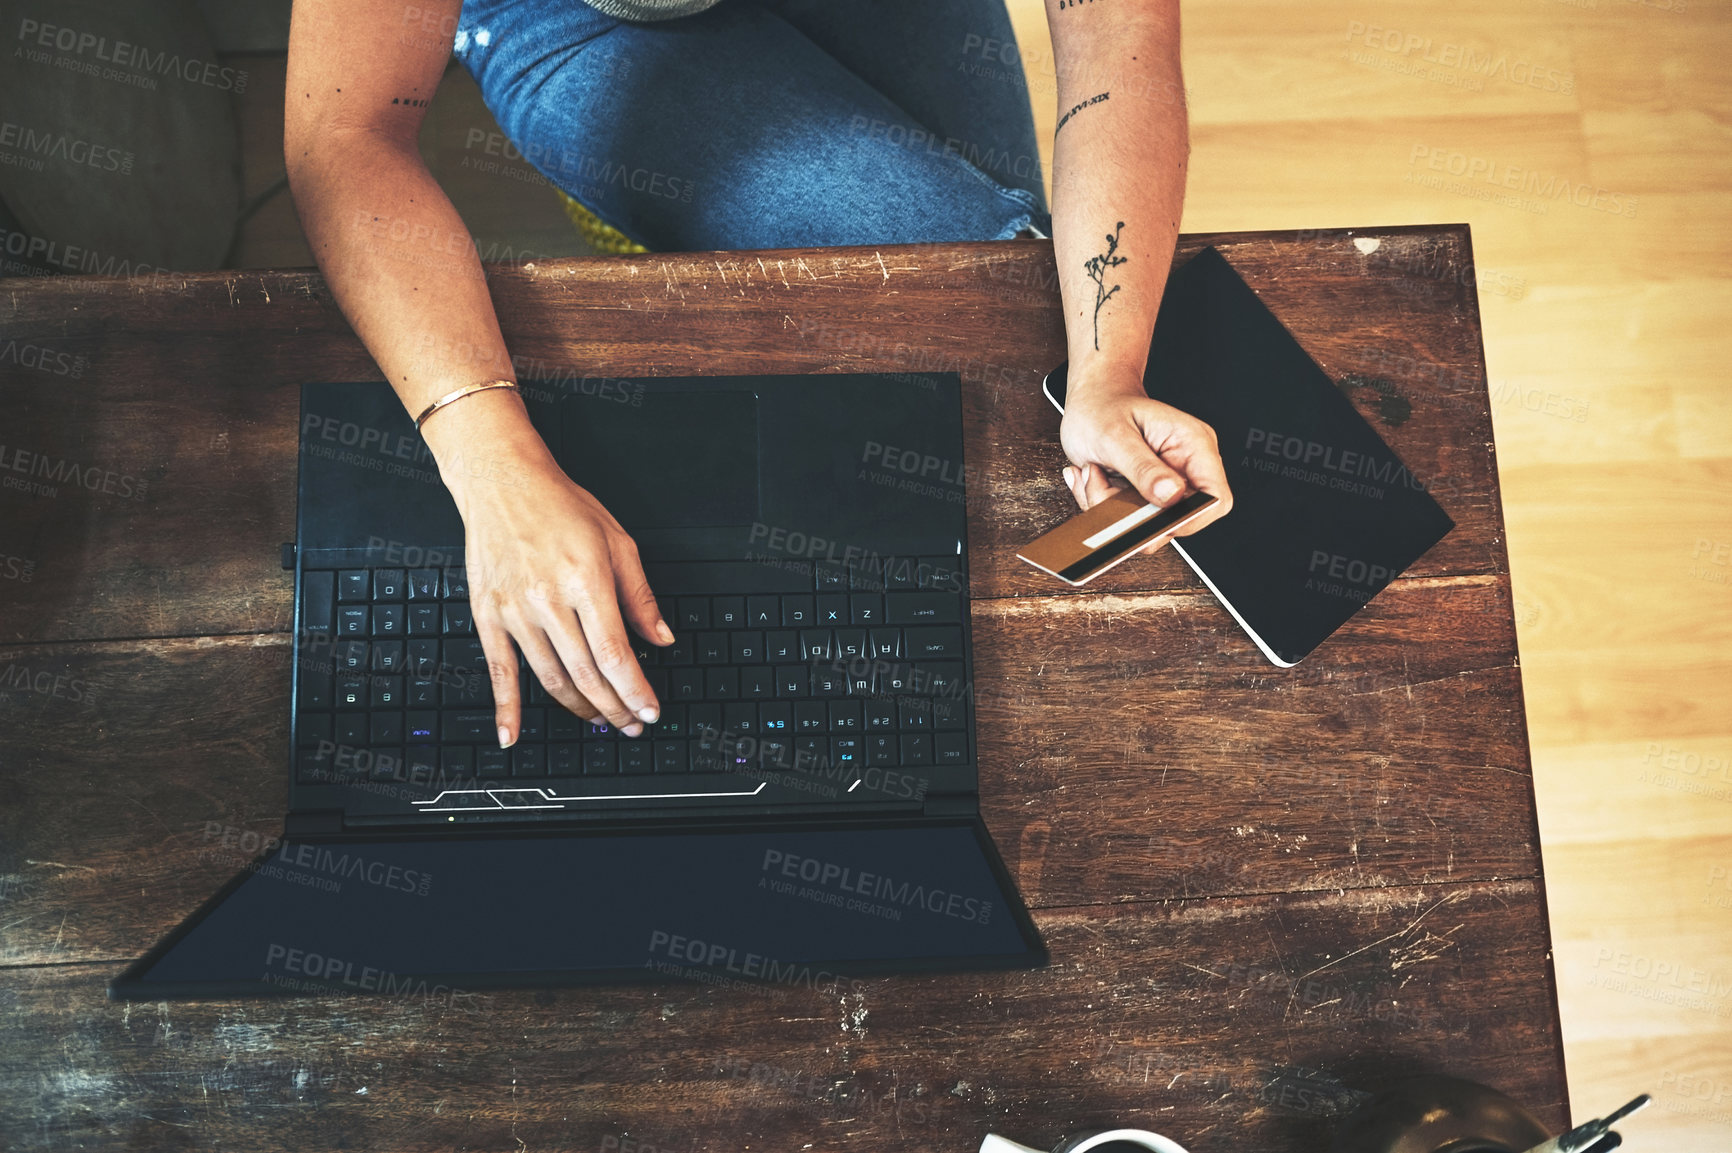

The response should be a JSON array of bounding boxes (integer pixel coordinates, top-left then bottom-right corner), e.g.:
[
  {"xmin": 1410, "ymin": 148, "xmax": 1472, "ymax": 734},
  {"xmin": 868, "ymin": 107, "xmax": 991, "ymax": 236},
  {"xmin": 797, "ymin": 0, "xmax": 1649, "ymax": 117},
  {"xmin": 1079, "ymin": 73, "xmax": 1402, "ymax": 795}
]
[
  {"xmin": 1055, "ymin": 0, "xmax": 1106, "ymax": 9},
  {"xmin": 391, "ymin": 96, "xmax": 429, "ymax": 107},
  {"xmin": 1056, "ymin": 91, "xmax": 1110, "ymax": 135},
  {"xmin": 1083, "ymin": 221, "xmax": 1127, "ymax": 351}
]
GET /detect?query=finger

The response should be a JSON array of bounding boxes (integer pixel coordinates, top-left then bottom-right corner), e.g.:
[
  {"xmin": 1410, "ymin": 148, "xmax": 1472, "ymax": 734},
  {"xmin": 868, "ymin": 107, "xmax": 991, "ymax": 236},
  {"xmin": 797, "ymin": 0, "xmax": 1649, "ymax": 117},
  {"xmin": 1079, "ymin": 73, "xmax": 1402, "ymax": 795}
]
[
  {"xmin": 545, "ymin": 578, "xmax": 659, "ymax": 734},
  {"xmin": 475, "ymin": 616, "xmax": 523, "ymax": 749},
  {"xmin": 1074, "ymin": 461, "xmax": 1127, "ymax": 511},
  {"xmin": 1062, "ymin": 465, "xmax": 1085, "ymax": 510},
  {"xmin": 1107, "ymin": 428, "xmax": 1191, "ymax": 510},
  {"xmin": 1140, "ymin": 416, "xmax": 1235, "ymax": 533},
  {"xmin": 611, "ymin": 535, "xmax": 674, "ymax": 647},
  {"xmin": 515, "ymin": 624, "xmax": 604, "ymax": 726}
]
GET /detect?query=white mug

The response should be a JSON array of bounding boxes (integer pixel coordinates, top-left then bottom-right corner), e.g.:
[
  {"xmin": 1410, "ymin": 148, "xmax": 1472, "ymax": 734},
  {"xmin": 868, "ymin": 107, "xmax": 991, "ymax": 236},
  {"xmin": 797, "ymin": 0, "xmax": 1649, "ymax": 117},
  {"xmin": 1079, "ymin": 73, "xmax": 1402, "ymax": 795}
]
[{"xmin": 981, "ymin": 1128, "xmax": 1191, "ymax": 1153}]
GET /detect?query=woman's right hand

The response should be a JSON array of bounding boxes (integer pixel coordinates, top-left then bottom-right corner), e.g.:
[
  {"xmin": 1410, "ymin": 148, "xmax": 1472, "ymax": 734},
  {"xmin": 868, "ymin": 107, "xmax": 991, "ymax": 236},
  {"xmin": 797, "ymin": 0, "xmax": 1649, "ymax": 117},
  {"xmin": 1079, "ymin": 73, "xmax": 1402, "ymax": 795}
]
[{"xmin": 422, "ymin": 389, "xmax": 672, "ymax": 748}]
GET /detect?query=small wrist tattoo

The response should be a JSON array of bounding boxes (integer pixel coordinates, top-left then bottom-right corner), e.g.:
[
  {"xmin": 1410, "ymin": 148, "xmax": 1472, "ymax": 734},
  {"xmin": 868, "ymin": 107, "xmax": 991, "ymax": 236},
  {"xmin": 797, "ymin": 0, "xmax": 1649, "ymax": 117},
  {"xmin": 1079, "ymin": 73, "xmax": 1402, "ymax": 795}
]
[{"xmin": 1083, "ymin": 221, "xmax": 1127, "ymax": 351}]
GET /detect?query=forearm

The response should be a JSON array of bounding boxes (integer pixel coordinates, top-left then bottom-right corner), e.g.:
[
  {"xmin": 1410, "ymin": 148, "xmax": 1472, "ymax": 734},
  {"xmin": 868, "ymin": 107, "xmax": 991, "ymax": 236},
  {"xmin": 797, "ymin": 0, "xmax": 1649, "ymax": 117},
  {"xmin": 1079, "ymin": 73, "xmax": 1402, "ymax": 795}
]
[
  {"xmin": 286, "ymin": 133, "xmax": 552, "ymax": 497},
  {"xmin": 1047, "ymin": 0, "xmax": 1188, "ymax": 398}
]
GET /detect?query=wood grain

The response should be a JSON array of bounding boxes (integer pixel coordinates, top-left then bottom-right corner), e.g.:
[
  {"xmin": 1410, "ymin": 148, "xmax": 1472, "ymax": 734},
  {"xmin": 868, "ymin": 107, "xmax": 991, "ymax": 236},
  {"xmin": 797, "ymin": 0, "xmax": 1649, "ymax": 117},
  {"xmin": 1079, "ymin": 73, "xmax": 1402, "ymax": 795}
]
[
  {"xmin": 0, "ymin": 228, "xmax": 1503, "ymax": 647},
  {"xmin": 0, "ymin": 881, "xmax": 1564, "ymax": 1153}
]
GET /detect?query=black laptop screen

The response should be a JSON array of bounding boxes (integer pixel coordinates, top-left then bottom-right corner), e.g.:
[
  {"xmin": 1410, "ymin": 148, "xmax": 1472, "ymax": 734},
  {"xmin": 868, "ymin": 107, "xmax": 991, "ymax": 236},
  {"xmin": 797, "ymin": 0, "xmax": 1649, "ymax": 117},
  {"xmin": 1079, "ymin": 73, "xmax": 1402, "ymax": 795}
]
[{"xmin": 115, "ymin": 820, "xmax": 1042, "ymax": 997}]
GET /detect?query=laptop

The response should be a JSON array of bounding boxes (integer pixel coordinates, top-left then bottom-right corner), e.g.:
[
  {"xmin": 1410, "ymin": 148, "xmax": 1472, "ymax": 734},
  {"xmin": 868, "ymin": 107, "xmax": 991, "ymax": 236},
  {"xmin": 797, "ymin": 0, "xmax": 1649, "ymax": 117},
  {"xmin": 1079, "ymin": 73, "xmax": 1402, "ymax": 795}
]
[{"xmin": 109, "ymin": 371, "xmax": 1046, "ymax": 999}]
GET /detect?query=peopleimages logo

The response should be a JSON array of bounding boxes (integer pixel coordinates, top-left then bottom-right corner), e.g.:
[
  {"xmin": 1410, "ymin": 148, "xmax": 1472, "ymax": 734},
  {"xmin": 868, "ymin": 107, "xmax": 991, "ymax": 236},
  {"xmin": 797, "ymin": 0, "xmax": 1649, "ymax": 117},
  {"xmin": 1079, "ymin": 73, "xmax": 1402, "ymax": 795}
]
[
  {"xmin": 14, "ymin": 18, "xmax": 249, "ymax": 92},
  {"xmin": 759, "ymin": 849, "xmax": 993, "ymax": 924},
  {"xmin": 0, "ymin": 121, "xmax": 132, "ymax": 174}
]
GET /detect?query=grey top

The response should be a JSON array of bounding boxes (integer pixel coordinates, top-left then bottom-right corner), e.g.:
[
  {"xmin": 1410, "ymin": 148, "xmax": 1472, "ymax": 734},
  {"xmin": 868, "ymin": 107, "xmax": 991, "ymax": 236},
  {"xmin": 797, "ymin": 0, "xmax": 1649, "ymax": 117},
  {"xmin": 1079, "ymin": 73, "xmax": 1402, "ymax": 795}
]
[{"xmin": 582, "ymin": 0, "xmax": 723, "ymax": 19}]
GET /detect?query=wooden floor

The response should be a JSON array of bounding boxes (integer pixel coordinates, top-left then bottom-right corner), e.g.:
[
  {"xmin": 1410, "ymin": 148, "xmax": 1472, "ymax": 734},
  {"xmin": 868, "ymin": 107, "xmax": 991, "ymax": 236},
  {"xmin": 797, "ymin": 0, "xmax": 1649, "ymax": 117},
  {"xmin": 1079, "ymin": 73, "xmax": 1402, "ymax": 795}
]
[{"xmin": 222, "ymin": 1, "xmax": 1732, "ymax": 1146}]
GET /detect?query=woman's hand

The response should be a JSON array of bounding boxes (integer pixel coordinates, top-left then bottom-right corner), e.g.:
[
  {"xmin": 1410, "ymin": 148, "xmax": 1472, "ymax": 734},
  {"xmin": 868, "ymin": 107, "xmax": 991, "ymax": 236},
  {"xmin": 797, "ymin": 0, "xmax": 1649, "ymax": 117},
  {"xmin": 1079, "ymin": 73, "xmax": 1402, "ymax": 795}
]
[
  {"xmin": 1057, "ymin": 364, "xmax": 1234, "ymax": 548},
  {"xmin": 424, "ymin": 390, "xmax": 671, "ymax": 748}
]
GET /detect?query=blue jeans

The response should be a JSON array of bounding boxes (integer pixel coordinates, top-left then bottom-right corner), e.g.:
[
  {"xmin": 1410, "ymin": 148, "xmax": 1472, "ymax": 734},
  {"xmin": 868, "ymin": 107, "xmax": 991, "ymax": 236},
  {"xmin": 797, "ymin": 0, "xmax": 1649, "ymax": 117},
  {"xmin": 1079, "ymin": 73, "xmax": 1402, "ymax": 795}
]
[{"xmin": 453, "ymin": 0, "xmax": 1050, "ymax": 250}]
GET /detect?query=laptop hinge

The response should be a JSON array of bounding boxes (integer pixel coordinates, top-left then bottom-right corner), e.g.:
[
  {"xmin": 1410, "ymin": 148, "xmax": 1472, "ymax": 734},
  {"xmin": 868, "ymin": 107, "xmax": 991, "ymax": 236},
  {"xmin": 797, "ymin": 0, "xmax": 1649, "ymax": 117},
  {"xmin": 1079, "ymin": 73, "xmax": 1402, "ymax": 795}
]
[
  {"xmin": 922, "ymin": 794, "xmax": 978, "ymax": 818},
  {"xmin": 284, "ymin": 809, "xmax": 344, "ymax": 837}
]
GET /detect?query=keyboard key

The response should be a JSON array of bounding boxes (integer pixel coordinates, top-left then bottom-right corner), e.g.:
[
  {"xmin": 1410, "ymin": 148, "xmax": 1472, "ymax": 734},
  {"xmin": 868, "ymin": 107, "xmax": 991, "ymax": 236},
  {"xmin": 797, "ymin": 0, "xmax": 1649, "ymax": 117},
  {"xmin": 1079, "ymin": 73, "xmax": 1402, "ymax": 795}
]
[
  {"xmin": 835, "ymin": 629, "xmax": 866, "ymax": 660},
  {"xmin": 844, "ymin": 664, "xmax": 872, "ymax": 696},
  {"xmin": 816, "ymin": 594, "xmax": 848, "ymax": 626},
  {"xmin": 443, "ymin": 603, "xmax": 475, "ymax": 635},
  {"xmin": 781, "ymin": 595, "xmax": 814, "ymax": 627},
  {"xmin": 301, "ymin": 570, "xmax": 335, "ymax": 633},
  {"xmin": 688, "ymin": 703, "xmax": 721, "ymax": 744},
  {"xmin": 758, "ymin": 702, "xmax": 792, "ymax": 734},
  {"xmin": 812, "ymin": 665, "xmax": 847, "ymax": 696},
  {"xmin": 583, "ymin": 743, "xmax": 617, "ymax": 774},
  {"xmin": 442, "ymin": 567, "xmax": 469, "ymax": 598},
  {"xmin": 333, "ymin": 639, "xmax": 368, "ymax": 672},
  {"xmin": 815, "ymin": 562, "xmax": 848, "ymax": 590},
  {"xmin": 443, "ymin": 710, "xmax": 494, "ymax": 742},
  {"xmin": 408, "ymin": 677, "xmax": 438, "ymax": 707},
  {"xmin": 765, "ymin": 631, "xmax": 798, "ymax": 661},
  {"xmin": 849, "ymin": 595, "xmax": 883, "ymax": 626},
  {"xmin": 476, "ymin": 747, "xmax": 510, "ymax": 777},
  {"xmin": 900, "ymin": 733, "xmax": 933, "ymax": 766},
  {"xmin": 370, "ymin": 747, "xmax": 408, "ymax": 783},
  {"xmin": 866, "ymin": 733, "xmax": 898, "ymax": 765},
  {"xmin": 335, "ymin": 675, "xmax": 367, "ymax": 709},
  {"xmin": 917, "ymin": 558, "xmax": 965, "ymax": 591},
  {"xmin": 731, "ymin": 630, "xmax": 764, "ymax": 664},
  {"xmin": 587, "ymin": 720, "xmax": 618, "ymax": 740},
  {"xmin": 337, "ymin": 570, "xmax": 370, "ymax": 602},
  {"xmin": 677, "ymin": 597, "xmax": 710, "ymax": 630},
  {"xmin": 337, "ymin": 605, "xmax": 369, "ymax": 637},
  {"xmin": 442, "ymin": 745, "xmax": 475, "ymax": 778},
  {"xmin": 619, "ymin": 741, "xmax": 653, "ymax": 774},
  {"xmin": 741, "ymin": 666, "xmax": 776, "ymax": 698},
  {"xmin": 654, "ymin": 739, "xmax": 688, "ymax": 772},
  {"xmin": 549, "ymin": 743, "xmax": 581, "ymax": 776},
  {"xmin": 793, "ymin": 736, "xmax": 825, "ymax": 772},
  {"xmin": 369, "ymin": 712, "xmax": 404, "ymax": 744},
  {"xmin": 408, "ymin": 568, "xmax": 440, "ymax": 600},
  {"xmin": 905, "ymin": 626, "xmax": 964, "ymax": 659},
  {"xmin": 405, "ymin": 745, "xmax": 440, "ymax": 783},
  {"xmin": 800, "ymin": 630, "xmax": 833, "ymax": 661},
  {"xmin": 886, "ymin": 592, "xmax": 961, "ymax": 624},
  {"xmin": 549, "ymin": 709, "xmax": 585, "ymax": 741},
  {"xmin": 723, "ymin": 703, "xmax": 757, "ymax": 735},
  {"xmin": 371, "ymin": 639, "xmax": 405, "ymax": 674},
  {"xmin": 333, "ymin": 712, "xmax": 366, "ymax": 745},
  {"xmin": 368, "ymin": 668, "xmax": 401, "ymax": 706},
  {"xmin": 408, "ymin": 604, "xmax": 441, "ymax": 636},
  {"xmin": 921, "ymin": 661, "xmax": 965, "ymax": 698},
  {"xmin": 297, "ymin": 712, "xmax": 333, "ymax": 747},
  {"xmin": 405, "ymin": 711, "xmax": 438, "ymax": 742},
  {"xmin": 373, "ymin": 569, "xmax": 405, "ymax": 601},
  {"xmin": 876, "ymin": 662, "xmax": 912, "ymax": 694},
  {"xmin": 712, "ymin": 596, "xmax": 745, "ymax": 627},
  {"xmin": 884, "ymin": 556, "xmax": 917, "ymax": 589},
  {"xmin": 662, "ymin": 633, "xmax": 694, "ymax": 665},
  {"xmin": 669, "ymin": 668, "xmax": 703, "ymax": 701},
  {"xmin": 865, "ymin": 700, "xmax": 897, "ymax": 730},
  {"xmin": 632, "ymin": 635, "xmax": 658, "ymax": 666},
  {"xmin": 775, "ymin": 664, "xmax": 809, "ymax": 697},
  {"xmin": 705, "ymin": 668, "xmax": 740, "ymax": 700},
  {"xmin": 794, "ymin": 702, "xmax": 828, "ymax": 733},
  {"xmin": 934, "ymin": 697, "xmax": 967, "ymax": 730},
  {"xmin": 652, "ymin": 703, "xmax": 687, "ymax": 738},
  {"xmin": 869, "ymin": 628, "xmax": 902, "ymax": 659},
  {"xmin": 746, "ymin": 596, "xmax": 779, "ymax": 627},
  {"xmin": 519, "ymin": 707, "xmax": 547, "ymax": 742},
  {"xmin": 828, "ymin": 701, "xmax": 862, "ymax": 732},
  {"xmin": 405, "ymin": 638, "xmax": 439, "ymax": 675},
  {"xmin": 899, "ymin": 698, "xmax": 933, "ymax": 730},
  {"xmin": 695, "ymin": 632, "xmax": 728, "ymax": 664},
  {"xmin": 512, "ymin": 745, "xmax": 546, "ymax": 777},
  {"xmin": 830, "ymin": 735, "xmax": 862, "ymax": 773},
  {"xmin": 297, "ymin": 661, "xmax": 332, "ymax": 710},
  {"xmin": 934, "ymin": 732, "xmax": 969, "ymax": 765}
]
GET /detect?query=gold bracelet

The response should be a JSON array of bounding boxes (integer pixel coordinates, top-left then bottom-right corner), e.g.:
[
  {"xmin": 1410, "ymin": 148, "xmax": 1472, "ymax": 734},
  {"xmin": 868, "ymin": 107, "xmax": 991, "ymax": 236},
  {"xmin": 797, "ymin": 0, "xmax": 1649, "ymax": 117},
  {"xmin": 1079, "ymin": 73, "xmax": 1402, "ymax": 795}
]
[{"xmin": 413, "ymin": 379, "xmax": 520, "ymax": 432}]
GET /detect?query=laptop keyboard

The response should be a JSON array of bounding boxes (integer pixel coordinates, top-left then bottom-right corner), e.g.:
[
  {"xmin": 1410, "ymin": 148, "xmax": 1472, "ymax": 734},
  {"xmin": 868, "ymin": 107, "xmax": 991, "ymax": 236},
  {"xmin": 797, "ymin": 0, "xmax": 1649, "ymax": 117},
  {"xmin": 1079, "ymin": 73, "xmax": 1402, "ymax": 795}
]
[{"xmin": 292, "ymin": 557, "xmax": 973, "ymax": 793}]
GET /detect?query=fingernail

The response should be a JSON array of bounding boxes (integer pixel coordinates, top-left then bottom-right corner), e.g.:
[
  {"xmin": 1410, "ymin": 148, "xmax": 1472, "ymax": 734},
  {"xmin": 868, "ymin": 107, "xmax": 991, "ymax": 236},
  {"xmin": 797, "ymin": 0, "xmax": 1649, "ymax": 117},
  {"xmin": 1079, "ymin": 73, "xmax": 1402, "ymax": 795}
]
[
  {"xmin": 498, "ymin": 725, "xmax": 514, "ymax": 749},
  {"xmin": 655, "ymin": 620, "xmax": 674, "ymax": 644},
  {"xmin": 624, "ymin": 721, "xmax": 644, "ymax": 737},
  {"xmin": 1153, "ymin": 478, "xmax": 1180, "ymax": 504},
  {"xmin": 638, "ymin": 706, "xmax": 659, "ymax": 723},
  {"xmin": 1062, "ymin": 466, "xmax": 1075, "ymax": 488}
]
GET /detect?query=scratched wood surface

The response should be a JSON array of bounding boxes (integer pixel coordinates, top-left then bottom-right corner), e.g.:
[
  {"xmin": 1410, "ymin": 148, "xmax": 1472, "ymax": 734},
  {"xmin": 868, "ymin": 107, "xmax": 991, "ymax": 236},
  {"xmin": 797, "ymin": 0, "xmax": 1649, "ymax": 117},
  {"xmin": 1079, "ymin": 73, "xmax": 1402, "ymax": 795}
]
[{"xmin": 0, "ymin": 228, "xmax": 1564, "ymax": 1151}]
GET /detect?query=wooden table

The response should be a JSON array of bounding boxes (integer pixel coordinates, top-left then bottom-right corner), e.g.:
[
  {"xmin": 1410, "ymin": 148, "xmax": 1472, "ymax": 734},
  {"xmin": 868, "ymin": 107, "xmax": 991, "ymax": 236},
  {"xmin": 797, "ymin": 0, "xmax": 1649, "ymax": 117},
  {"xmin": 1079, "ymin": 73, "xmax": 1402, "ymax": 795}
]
[{"xmin": 0, "ymin": 226, "xmax": 1566, "ymax": 1151}]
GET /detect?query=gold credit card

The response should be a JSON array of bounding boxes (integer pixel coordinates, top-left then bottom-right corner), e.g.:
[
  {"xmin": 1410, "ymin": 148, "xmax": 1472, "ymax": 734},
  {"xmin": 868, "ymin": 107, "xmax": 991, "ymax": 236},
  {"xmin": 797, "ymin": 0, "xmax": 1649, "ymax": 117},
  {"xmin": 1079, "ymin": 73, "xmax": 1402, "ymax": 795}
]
[{"xmin": 1017, "ymin": 488, "xmax": 1219, "ymax": 586}]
